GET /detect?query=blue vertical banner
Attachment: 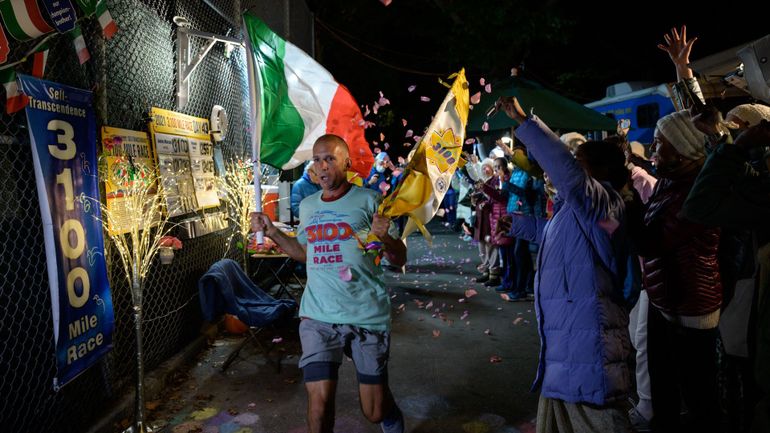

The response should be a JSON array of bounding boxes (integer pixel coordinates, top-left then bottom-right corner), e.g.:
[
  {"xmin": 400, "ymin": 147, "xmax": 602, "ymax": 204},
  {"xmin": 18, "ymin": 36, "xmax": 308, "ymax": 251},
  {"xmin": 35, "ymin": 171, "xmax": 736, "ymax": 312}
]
[{"xmin": 19, "ymin": 74, "xmax": 114, "ymax": 390}]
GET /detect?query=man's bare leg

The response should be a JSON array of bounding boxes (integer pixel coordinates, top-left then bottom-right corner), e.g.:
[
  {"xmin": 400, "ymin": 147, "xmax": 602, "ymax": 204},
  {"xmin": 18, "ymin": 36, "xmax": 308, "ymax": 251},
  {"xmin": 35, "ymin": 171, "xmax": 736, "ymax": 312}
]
[
  {"xmin": 306, "ymin": 380, "xmax": 337, "ymax": 433},
  {"xmin": 359, "ymin": 383, "xmax": 403, "ymax": 432}
]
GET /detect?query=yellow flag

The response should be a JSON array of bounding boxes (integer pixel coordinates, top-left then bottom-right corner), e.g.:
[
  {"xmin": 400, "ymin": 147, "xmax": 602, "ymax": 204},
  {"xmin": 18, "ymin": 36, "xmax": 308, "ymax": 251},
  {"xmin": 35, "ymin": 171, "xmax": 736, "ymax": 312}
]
[{"xmin": 379, "ymin": 69, "xmax": 469, "ymax": 241}]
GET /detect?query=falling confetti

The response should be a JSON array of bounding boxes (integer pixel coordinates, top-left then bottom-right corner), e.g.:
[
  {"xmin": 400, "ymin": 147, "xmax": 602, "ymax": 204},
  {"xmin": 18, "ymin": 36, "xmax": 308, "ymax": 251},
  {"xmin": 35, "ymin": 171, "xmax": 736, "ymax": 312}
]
[
  {"xmin": 482, "ymin": 122, "xmax": 489, "ymax": 132},
  {"xmin": 485, "ymin": 83, "xmax": 492, "ymax": 93},
  {"xmin": 458, "ymin": 298, "xmax": 466, "ymax": 303},
  {"xmin": 460, "ymin": 311, "xmax": 469, "ymax": 321},
  {"xmin": 272, "ymin": 337, "xmax": 283, "ymax": 344},
  {"xmin": 405, "ymin": 129, "xmax": 413, "ymax": 138},
  {"xmin": 420, "ymin": 96, "xmax": 430, "ymax": 102},
  {"xmin": 489, "ymin": 355, "xmax": 503, "ymax": 363},
  {"xmin": 378, "ymin": 91, "xmax": 391, "ymax": 106},
  {"xmin": 470, "ymin": 92, "xmax": 481, "ymax": 105},
  {"xmin": 465, "ymin": 288, "xmax": 478, "ymax": 298},
  {"xmin": 402, "ymin": 118, "xmax": 408, "ymax": 127},
  {"xmin": 339, "ymin": 266, "xmax": 352, "ymax": 281},
  {"xmin": 408, "ymin": 84, "xmax": 416, "ymax": 92}
]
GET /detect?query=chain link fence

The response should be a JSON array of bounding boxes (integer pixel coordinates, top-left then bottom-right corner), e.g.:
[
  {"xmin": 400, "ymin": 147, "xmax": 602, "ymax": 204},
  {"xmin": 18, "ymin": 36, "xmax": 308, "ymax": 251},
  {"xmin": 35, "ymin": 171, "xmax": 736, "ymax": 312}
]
[{"xmin": 0, "ymin": 1, "xmax": 311, "ymax": 431}]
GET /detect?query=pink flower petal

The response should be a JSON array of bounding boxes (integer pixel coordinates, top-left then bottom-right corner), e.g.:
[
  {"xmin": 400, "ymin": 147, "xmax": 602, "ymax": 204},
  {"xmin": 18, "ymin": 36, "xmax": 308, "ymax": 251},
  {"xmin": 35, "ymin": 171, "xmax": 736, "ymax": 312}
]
[
  {"xmin": 458, "ymin": 298, "xmax": 466, "ymax": 303},
  {"xmin": 408, "ymin": 85, "xmax": 416, "ymax": 92},
  {"xmin": 405, "ymin": 129, "xmax": 413, "ymax": 138},
  {"xmin": 373, "ymin": 102, "xmax": 380, "ymax": 115},
  {"xmin": 379, "ymin": 181, "xmax": 391, "ymax": 193},
  {"xmin": 363, "ymin": 105, "xmax": 371, "ymax": 117},
  {"xmin": 432, "ymin": 329, "xmax": 441, "ymax": 338},
  {"xmin": 402, "ymin": 118, "xmax": 408, "ymax": 127},
  {"xmin": 480, "ymin": 78, "xmax": 486, "ymax": 86},
  {"xmin": 425, "ymin": 301, "xmax": 433, "ymax": 309},
  {"xmin": 339, "ymin": 266, "xmax": 352, "ymax": 281},
  {"xmin": 272, "ymin": 337, "xmax": 283, "ymax": 344},
  {"xmin": 465, "ymin": 288, "xmax": 478, "ymax": 298},
  {"xmin": 380, "ymin": 132, "xmax": 386, "ymax": 142},
  {"xmin": 490, "ymin": 355, "xmax": 502, "ymax": 363},
  {"xmin": 413, "ymin": 135, "xmax": 422, "ymax": 142},
  {"xmin": 420, "ymin": 96, "xmax": 430, "ymax": 102},
  {"xmin": 384, "ymin": 142, "xmax": 390, "ymax": 150},
  {"xmin": 380, "ymin": 0, "xmax": 392, "ymax": 6},
  {"xmin": 460, "ymin": 311, "xmax": 469, "ymax": 321},
  {"xmin": 465, "ymin": 138, "xmax": 475, "ymax": 144},
  {"xmin": 484, "ymin": 328, "xmax": 491, "ymax": 335},
  {"xmin": 513, "ymin": 317, "xmax": 524, "ymax": 325},
  {"xmin": 470, "ymin": 92, "xmax": 481, "ymax": 104},
  {"xmin": 378, "ymin": 91, "xmax": 390, "ymax": 106},
  {"xmin": 484, "ymin": 83, "xmax": 492, "ymax": 93},
  {"xmin": 482, "ymin": 122, "xmax": 489, "ymax": 132}
]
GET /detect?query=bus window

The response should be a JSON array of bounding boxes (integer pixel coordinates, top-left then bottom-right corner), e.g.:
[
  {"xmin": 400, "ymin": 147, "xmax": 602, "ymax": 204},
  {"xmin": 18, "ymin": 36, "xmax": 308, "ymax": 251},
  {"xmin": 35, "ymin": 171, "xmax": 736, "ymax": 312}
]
[{"xmin": 637, "ymin": 103, "xmax": 660, "ymax": 129}]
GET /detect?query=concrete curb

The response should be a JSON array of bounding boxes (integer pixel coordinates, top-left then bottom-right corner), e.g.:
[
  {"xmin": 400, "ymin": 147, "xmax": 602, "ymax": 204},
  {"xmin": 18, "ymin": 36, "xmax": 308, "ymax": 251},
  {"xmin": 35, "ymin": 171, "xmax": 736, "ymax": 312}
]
[{"xmin": 86, "ymin": 323, "xmax": 218, "ymax": 433}]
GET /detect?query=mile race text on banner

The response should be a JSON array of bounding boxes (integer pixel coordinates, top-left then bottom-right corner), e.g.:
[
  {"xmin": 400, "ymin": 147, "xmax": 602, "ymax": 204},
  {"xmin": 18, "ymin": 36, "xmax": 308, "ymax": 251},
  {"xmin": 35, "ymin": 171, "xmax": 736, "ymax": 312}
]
[
  {"xmin": 148, "ymin": 107, "xmax": 219, "ymax": 217},
  {"xmin": 19, "ymin": 74, "xmax": 115, "ymax": 390}
]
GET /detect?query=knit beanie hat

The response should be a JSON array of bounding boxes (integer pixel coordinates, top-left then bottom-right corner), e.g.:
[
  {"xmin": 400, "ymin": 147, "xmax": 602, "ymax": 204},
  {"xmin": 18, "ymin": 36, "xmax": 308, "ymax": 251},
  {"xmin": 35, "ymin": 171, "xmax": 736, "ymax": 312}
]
[
  {"xmin": 725, "ymin": 103, "xmax": 770, "ymax": 128},
  {"xmin": 559, "ymin": 132, "xmax": 587, "ymax": 154},
  {"xmin": 655, "ymin": 110, "xmax": 706, "ymax": 160}
]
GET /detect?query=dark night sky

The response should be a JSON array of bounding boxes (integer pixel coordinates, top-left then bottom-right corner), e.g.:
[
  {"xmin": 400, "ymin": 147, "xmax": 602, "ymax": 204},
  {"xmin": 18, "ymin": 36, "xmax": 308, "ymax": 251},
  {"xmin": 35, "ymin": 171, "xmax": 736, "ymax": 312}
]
[{"xmin": 306, "ymin": 0, "xmax": 768, "ymax": 155}]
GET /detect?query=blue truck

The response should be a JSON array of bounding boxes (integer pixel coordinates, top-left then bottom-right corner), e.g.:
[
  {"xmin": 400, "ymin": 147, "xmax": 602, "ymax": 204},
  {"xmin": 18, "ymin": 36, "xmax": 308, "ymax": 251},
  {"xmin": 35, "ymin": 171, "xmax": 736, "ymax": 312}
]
[{"xmin": 586, "ymin": 82, "xmax": 676, "ymax": 144}]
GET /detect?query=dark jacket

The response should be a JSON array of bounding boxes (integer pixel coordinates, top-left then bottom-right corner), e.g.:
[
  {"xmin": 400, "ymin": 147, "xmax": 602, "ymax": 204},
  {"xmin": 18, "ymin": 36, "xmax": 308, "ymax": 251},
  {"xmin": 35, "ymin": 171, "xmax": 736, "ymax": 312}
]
[{"xmin": 636, "ymin": 175, "xmax": 722, "ymax": 316}]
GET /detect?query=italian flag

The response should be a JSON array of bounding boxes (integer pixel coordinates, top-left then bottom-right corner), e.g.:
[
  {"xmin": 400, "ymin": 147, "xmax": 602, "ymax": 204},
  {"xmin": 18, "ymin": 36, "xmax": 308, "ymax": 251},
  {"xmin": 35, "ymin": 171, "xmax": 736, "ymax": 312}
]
[
  {"xmin": 0, "ymin": 0, "xmax": 54, "ymax": 41},
  {"xmin": 243, "ymin": 14, "xmax": 374, "ymax": 178},
  {"xmin": 69, "ymin": 26, "xmax": 90, "ymax": 64},
  {"xmin": 0, "ymin": 24, "xmax": 9, "ymax": 64},
  {"xmin": 31, "ymin": 42, "xmax": 48, "ymax": 77},
  {"xmin": 1, "ymin": 67, "xmax": 28, "ymax": 114},
  {"xmin": 74, "ymin": 0, "xmax": 117, "ymax": 39}
]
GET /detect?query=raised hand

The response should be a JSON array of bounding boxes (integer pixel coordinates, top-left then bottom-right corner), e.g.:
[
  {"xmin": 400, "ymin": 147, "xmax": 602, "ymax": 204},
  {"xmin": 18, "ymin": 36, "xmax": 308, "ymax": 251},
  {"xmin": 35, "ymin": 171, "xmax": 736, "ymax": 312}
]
[
  {"xmin": 500, "ymin": 96, "xmax": 527, "ymax": 124},
  {"xmin": 657, "ymin": 25, "xmax": 697, "ymax": 80}
]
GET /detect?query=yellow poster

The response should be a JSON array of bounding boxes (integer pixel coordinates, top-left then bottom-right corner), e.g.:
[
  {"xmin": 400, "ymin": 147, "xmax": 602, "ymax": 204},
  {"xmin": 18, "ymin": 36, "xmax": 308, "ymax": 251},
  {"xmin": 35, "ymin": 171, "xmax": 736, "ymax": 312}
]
[
  {"xmin": 148, "ymin": 107, "xmax": 219, "ymax": 216},
  {"xmin": 101, "ymin": 126, "xmax": 157, "ymax": 235}
]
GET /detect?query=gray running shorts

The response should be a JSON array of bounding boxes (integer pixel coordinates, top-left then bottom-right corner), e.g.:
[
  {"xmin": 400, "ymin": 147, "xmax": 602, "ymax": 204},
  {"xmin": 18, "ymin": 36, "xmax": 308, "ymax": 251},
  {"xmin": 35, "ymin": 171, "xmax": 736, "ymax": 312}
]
[{"xmin": 298, "ymin": 318, "xmax": 390, "ymax": 384}]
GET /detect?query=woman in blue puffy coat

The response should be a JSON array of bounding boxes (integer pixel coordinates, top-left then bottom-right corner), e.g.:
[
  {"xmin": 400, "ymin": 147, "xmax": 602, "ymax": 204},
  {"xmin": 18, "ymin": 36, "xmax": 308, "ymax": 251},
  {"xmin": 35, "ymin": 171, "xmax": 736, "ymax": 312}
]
[{"xmin": 499, "ymin": 98, "xmax": 634, "ymax": 432}]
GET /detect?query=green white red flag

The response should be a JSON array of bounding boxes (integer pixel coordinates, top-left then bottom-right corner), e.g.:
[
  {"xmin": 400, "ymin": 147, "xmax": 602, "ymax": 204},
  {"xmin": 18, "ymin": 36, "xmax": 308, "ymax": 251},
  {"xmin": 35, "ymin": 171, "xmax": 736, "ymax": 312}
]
[
  {"xmin": 0, "ymin": 0, "xmax": 54, "ymax": 41},
  {"xmin": 242, "ymin": 13, "xmax": 374, "ymax": 178}
]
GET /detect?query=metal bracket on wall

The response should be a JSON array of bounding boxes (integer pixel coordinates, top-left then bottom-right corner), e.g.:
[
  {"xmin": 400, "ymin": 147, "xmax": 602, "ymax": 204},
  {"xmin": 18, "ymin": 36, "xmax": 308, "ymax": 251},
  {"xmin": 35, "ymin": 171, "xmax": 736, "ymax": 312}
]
[{"xmin": 176, "ymin": 22, "xmax": 243, "ymax": 108}]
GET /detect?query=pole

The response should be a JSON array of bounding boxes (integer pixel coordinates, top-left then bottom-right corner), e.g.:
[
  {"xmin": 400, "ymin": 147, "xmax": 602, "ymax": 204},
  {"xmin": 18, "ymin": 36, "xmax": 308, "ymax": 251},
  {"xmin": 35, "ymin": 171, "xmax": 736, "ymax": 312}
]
[{"xmin": 243, "ymin": 14, "xmax": 264, "ymax": 245}]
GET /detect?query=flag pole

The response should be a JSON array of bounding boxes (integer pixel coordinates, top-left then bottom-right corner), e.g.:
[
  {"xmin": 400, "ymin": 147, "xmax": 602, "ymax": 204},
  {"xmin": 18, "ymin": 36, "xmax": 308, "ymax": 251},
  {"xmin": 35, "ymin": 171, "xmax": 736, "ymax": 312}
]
[{"xmin": 243, "ymin": 14, "xmax": 264, "ymax": 245}]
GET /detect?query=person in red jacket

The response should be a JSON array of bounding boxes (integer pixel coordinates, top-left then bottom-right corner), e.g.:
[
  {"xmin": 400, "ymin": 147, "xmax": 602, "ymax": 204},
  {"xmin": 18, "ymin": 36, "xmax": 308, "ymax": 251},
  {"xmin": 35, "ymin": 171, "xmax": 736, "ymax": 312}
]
[{"xmin": 632, "ymin": 109, "xmax": 723, "ymax": 433}]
